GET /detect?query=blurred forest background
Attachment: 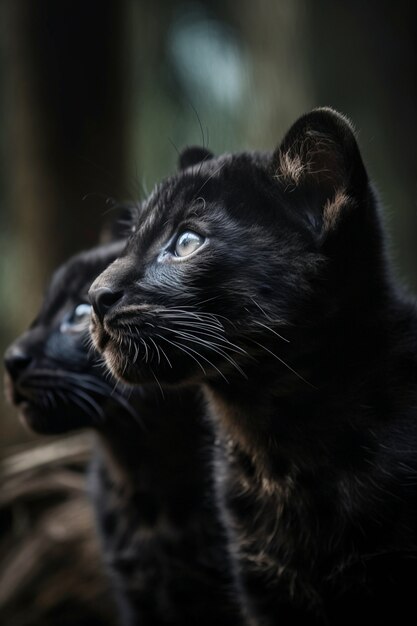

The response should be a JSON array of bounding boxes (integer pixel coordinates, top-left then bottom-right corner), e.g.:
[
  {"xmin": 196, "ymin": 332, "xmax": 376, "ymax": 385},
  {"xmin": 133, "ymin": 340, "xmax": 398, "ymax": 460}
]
[{"xmin": 0, "ymin": 0, "xmax": 416, "ymax": 447}]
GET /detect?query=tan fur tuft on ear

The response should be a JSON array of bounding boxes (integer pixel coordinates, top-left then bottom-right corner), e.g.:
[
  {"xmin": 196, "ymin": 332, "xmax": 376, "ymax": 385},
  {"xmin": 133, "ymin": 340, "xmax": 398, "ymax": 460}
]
[
  {"xmin": 276, "ymin": 152, "xmax": 305, "ymax": 184},
  {"xmin": 323, "ymin": 189, "xmax": 350, "ymax": 231},
  {"xmin": 276, "ymin": 130, "xmax": 346, "ymax": 189}
]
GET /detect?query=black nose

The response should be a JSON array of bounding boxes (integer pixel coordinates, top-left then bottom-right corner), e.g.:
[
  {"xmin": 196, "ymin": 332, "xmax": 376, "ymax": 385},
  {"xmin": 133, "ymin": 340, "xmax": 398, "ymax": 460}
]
[
  {"xmin": 89, "ymin": 287, "xmax": 123, "ymax": 323},
  {"xmin": 4, "ymin": 345, "xmax": 33, "ymax": 380}
]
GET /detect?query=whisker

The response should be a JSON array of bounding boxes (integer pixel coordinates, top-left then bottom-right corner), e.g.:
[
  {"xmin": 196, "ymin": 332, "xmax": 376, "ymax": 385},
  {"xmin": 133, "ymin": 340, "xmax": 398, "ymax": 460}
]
[
  {"xmin": 195, "ymin": 162, "xmax": 226, "ymax": 196},
  {"xmin": 149, "ymin": 336, "xmax": 165, "ymax": 366},
  {"xmin": 166, "ymin": 321, "xmax": 247, "ymax": 354},
  {"xmin": 159, "ymin": 325, "xmax": 234, "ymax": 351},
  {"xmin": 250, "ymin": 297, "xmax": 274, "ymax": 322},
  {"xmin": 156, "ymin": 334, "xmax": 207, "ymax": 376},
  {"xmin": 193, "ymin": 296, "xmax": 221, "ymax": 307},
  {"xmin": 161, "ymin": 308, "xmax": 225, "ymax": 327},
  {"xmin": 157, "ymin": 343, "xmax": 172, "ymax": 369},
  {"xmin": 141, "ymin": 337, "xmax": 150, "ymax": 363},
  {"xmin": 163, "ymin": 334, "xmax": 229, "ymax": 383},
  {"xmin": 253, "ymin": 320, "xmax": 290, "ymax": 343},
  {"xmin": 247, "ymin": 338, "xmax": 316, "ymax": 389},
  {"xmin": 150, "ymin": 367, "xmax": 165, "ymax": 399},
  {"xmin": 27, "ymin": 369, "xmax": 140, "ymax": 422},
  {"xmin": 160, "ymin": 327, "xmax": 247, "ymax": 378}
]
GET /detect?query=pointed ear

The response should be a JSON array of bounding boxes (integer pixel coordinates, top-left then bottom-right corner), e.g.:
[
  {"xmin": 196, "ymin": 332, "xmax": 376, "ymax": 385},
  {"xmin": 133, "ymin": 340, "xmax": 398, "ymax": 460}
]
[
  {"xmin": 99, "ymin": 204, "xmax": 136, "ymax": 244},
  {"xmin": 178, "ymin": 146, "xmax": 214, "ymax": 170},
  {"xmin": 272, "ymin": 108, "xmax": 368, "ymax": 232}
]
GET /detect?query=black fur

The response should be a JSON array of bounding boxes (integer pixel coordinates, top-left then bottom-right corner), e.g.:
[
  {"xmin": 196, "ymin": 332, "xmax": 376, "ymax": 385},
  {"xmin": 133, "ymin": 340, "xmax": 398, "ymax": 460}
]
[
  {"xmin": 4, "ymin": 241, "xmax": 242, "ymax": 626},
  {"xmin": 4, "ymin": 240, "xmax": 131, "ymax": 433},
  {"xmin": 90, "ymin": 108, "xmax": 417, "ymax": 624}
]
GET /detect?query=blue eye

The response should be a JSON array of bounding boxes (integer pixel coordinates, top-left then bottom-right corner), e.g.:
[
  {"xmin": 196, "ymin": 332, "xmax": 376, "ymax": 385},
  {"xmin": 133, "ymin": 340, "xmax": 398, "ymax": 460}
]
[
  {"xmin": 71, "ymin": 303, "xmax": 92, "ymax": 323},
  {"xmin": 60, "ymin": 303, "xmax": 92, "ymax": 333},
  {"xmin": 174, "ymin": 231, "xmax": 205, "ymax": 258}
]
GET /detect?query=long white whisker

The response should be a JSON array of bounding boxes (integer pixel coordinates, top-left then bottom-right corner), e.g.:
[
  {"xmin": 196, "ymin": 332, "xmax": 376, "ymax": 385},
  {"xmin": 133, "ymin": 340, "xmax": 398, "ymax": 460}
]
[
  {"xmin": 161, "ymin": 309, "xmax": 224, "ymax": 328},
  {"xmin": 157, "ymin": 343, "xmax": 172, "ymax": 369},
  {"xmin": 167, "ymin": 322, "xmax": 248, "ymax": 354},
  {"xmin": 149, "ymin": 336, "xmax": 164, "ymax": 366},
  {"xmin": 163, "ymin": 334, "xmax": 229, "ymax": 383},
  {"xmin": 195, "ymin": 162, "xmax": 226, "ymax": 195},
  {"xmin": 141, "ymin": 337, "xmax": 149, "ymax": 363},
  {"xmin": 248, "ymin": 338, "xmax": 316, "ymax": 389},
  {"xmin": 150, "ymin": 367, "xmax": 165, "ymax": 399},
  {"xmin": 253, "ymin": 320, "xmax": 290, "ymax": 343},
  {"xmin": 156, "ymin": 334, "xmax": 207, "ymax": 376},
  {"xmin": 159, "ymin": 325, "xmax": 240, "ymax": 353},
  {"xmin": 161, "ymin": 327, "xmax": 247, "ymax": 378}
]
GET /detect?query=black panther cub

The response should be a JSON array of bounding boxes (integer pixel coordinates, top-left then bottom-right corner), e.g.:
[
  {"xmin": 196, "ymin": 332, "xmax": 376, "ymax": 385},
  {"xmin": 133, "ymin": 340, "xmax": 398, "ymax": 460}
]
[
  {"xmin": 89, "ymin": 109, "xmax": 417, "ymax": 624},
  {"xmin": 4, "ymin": 239, "xmax": 241, "ymax": 626}
]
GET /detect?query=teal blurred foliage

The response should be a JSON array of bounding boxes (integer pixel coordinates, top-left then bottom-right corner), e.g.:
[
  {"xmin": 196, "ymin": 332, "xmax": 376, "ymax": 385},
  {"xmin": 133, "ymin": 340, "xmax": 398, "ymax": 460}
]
[{"xmin": 0, "ymin": 0, "xmax": 416, "ymax": 446}]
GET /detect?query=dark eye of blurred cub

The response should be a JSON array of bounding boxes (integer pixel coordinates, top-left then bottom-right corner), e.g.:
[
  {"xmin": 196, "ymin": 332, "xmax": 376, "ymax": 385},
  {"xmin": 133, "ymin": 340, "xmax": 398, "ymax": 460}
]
[{"xmin": 60, "ymin": 303, "xmax": 92, "ymax": 334}]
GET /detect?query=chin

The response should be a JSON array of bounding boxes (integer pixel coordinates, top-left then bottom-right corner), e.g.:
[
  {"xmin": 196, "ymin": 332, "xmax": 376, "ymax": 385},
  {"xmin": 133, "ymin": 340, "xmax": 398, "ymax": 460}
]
[
  {"xmin": 100, "ymin": 342, "xmax": 142, "ymax": 383},
  {"xmin": 103, "ymin": 348, "xmax": 159, "ymax": 385},
  {"xmin": 103, "ymin": 348, "xmax": 137, "ymax": 383},
  {"xmin": 103, "ymin": 343, "xmax": 195, "ymax": 387}
]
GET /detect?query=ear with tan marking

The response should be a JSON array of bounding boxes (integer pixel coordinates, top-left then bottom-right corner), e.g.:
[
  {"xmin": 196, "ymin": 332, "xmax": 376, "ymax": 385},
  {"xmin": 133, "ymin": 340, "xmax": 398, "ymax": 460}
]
[{"xmin": 272, "ymin": 108, "xmax": 368, "ymax": 234}]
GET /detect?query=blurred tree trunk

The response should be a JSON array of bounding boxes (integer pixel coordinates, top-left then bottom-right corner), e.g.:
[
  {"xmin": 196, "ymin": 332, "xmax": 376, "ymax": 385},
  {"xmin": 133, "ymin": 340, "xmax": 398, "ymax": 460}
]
[
  {"xmin": 305, "ymin": 0, "xmax": 417, "ymax": 289},
  {"xmin": 3, "ymin": 0, "xmax": 130, "ymax": 327},
  {"xmin": 229, "ymin": 0, "xmax": 313, "ymax": 149}
]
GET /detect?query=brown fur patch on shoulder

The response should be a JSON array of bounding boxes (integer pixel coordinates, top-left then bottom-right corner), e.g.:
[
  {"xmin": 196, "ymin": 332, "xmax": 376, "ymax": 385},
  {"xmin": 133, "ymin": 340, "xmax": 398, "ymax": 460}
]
[{"xmin": 323, "ymin": 188, "xmax": 349, "ymax": 231}]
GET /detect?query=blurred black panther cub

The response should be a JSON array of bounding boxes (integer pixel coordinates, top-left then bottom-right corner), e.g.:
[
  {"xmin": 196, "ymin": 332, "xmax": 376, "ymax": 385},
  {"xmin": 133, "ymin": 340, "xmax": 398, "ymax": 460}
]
[
  {"xmin": 4, "ymin": 239, "xmax": 242, "ymax": 626},
  {"xmin": 90, "ymin": 109, "xmax": 417, "ymax": 624}
]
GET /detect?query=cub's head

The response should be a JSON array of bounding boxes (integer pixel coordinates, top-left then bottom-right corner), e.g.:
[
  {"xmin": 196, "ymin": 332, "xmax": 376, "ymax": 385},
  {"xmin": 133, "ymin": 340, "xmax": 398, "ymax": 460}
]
[
  {"xmin": 4, "ymin": 240, "xmax": 138, "ymax": 434},
  {"xmin": 89, "ymin": 109, "xmax": 377, "ymax": 387}
]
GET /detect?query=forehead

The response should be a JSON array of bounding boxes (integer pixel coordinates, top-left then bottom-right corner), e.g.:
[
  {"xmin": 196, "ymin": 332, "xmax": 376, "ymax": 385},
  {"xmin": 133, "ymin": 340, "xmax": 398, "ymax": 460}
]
[
  {"xmin": 130, "ymin": 153, "xmax": 273, "ymax": 245},
  {"xmin": 142, "ymin": 158, "xmax": 230, "ymax": 220},
  {"xmin": 39, "ymin": 241, "xmax": 125, "ymax": 323}
]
